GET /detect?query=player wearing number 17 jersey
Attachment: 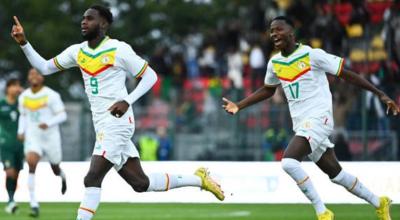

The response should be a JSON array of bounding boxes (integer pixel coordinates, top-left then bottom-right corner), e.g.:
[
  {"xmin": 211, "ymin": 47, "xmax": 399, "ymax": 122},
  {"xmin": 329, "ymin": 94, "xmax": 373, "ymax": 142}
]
[
  {"xmin": 222, "ymin": 16, "xmax": 399, "ymax": 220},
  {"xmin": 11, "ymin": 5, "xmax": 224, "ymax": 220}
]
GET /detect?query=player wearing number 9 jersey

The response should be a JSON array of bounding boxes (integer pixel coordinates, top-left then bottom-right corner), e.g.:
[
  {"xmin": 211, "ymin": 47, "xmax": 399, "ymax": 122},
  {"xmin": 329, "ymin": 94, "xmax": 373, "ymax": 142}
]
[
  {"xmin": 222, "ymin": 16, "xmax": 399, "ymax": 220},
  {"xmin": 11, "ymin": 5, "xmax": 224, "ymax": 220}
]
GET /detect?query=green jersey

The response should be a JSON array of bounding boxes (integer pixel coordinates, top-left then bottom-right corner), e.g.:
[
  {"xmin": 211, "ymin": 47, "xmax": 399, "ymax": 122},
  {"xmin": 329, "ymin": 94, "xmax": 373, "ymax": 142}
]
[{"xmin": 0, "ymin": 98, "xmax": 20, "ymax": 149}]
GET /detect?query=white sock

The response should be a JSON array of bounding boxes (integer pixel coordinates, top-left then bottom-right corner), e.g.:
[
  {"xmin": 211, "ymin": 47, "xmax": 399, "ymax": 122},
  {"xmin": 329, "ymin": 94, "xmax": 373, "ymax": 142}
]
[
  {"xmin": 282, "ymin": 158, "xmax": 326, "ymax": 214},
  {"xmin": 59, "ymin": 169, "xmax": 66, "ymax": 180},
  {"xmin": 147, "ymin": 173, "xmax": 202, "ymax": 192},
  {"xmin": 28, "ymin": 173, "xmax": 39, "ymax": 208},
  {"xmin": 76, "ymin": 187, "xmax": 101, "ymax": 220},
  {"xmin": 331, "ymin": 170, "xmax": 380, "ymax": 208}
]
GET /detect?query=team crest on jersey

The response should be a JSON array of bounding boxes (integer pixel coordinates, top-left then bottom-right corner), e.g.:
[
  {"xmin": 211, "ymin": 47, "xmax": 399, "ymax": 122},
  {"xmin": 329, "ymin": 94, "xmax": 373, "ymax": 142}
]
[{"xmin": 101, "ymin": 55, "xmax": 111, "ymax": 64}]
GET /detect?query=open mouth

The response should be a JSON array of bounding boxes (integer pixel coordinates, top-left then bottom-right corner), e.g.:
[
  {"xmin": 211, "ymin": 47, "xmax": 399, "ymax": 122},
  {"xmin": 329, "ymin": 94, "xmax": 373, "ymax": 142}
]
[
  {"xmin": 81, "ymin": 27, "xmax": 88, "ymax": 33},
  {"xmin": 273, "ymin": 38, "xmax": 282, "ymax": 46}
]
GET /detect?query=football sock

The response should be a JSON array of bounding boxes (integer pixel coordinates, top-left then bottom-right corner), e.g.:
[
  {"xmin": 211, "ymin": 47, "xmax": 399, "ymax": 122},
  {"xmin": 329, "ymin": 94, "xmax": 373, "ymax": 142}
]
[
  {"xmin": 331, "ymin": 170, "xmax": 380, "ymax": 208},
  {"xmin": 147, "ymin": 173, "xmax": 202, "ymax": 191},
  {"xmin": 282, "ymin": 158, "xmax": 326, "ymax": 214},
  {"xmin": 6, "ymin": 177, "xmax": 17, "ymax": 202},
  {"xmin": 77, "ymin": 187, "xmax": 101, "ymax": 220},
  {"xmin": 59, "ymin": 169, "xmax": 66, "ymax": 180},
  {"xmin": 28, "ymin": 173, "xmax": 39, "ymax": 208}
]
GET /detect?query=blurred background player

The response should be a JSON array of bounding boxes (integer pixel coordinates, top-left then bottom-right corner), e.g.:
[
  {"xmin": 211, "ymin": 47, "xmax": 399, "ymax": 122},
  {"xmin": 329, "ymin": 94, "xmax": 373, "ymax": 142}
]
[
  {"xmin": 11, "ymin": 5, "xmax": 224, "ymax": 220},
  {"xmin": 0, "ymin": 78, "xmax": 23, "ymax": 214},
  {"xmin": 222, "ymin": 16, "xmax": 399, "ymax": 220},
  {"xmin": 17, "ymin": 68, "xmax": 67, "ymax": 217}
]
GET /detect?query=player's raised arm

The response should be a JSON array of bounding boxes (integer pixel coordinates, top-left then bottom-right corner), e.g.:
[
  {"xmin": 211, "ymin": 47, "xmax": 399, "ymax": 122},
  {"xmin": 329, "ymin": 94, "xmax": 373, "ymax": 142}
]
[
  {"xmin": 339, "ymin": 69, "xmax": 400, "ymax": 116},
  {"xmin": 222, "ymin": 85, "xmax": 277, "ymax": 115},
  {"xmin": 11, "ymin": 16, "xmax": 61, "ymax": 75}
]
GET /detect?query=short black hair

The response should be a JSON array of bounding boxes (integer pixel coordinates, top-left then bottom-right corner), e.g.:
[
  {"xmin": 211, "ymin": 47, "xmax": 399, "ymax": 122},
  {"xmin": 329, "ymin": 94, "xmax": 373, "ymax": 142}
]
[
  {"xmin": 5, "ymin": 78, "xmax": 20, "ymax": 94},
  {"xmin": 270, "ymin": 16, "xmax": 294, "ymax": 28},
  {"xmin": 6, "ymin": 78, "xmax": 20, "ymax": 88},
  {"xmin": 89, "ymin": 5, "xmax": 113, "ymax": 24}
]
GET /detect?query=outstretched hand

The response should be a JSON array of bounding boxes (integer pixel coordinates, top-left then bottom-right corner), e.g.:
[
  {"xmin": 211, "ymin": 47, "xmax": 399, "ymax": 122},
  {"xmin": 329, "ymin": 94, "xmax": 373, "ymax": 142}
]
[
  {"xmin": 108, "ymin": 100, "xmax": 129, "ymax": 118},
  {"xmin": 10, "ymin": 16, "xmax": 27, "ymax": 45},
  {"xmin": 380, "ymin": 94, "xmax": 400, "ymax": 116},
  {"xmin": 222, "ymin": 97, "xmax": 239, "ymax": 115}
]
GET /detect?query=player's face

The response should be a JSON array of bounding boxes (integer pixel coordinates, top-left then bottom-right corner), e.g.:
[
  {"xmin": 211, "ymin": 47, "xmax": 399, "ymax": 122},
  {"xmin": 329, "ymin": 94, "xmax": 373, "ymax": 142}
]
[
  {"xmin": 81, "ymin": 9, "xmax": 102, "ymax": 40},
  {"xmin": 28, "ymin": 69, "xmax": 44, "ymax": 87},
  {"xmin": 270, "ymin": 20, "xmax": 294, "ymax": 51},
  {"xmin": 6, "ymin": 82, "xmax": 22, "ymax": 97}
]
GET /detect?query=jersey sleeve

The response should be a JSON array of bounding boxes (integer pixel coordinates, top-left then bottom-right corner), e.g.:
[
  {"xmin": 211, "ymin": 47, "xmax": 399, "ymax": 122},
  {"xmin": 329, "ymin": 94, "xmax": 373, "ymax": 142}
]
[
  {"xmin": 310, "ymin": 48, "xmax": 345, "ymax": 76},
  {"xmin": 52, "ymin": 44, "xmax": 80, "ymax": 70},
  {"xmin": 49, "ymin": 92, "xmax": 66, "ymax": 114},
  {"xmin": 264, "ymin": 59, "xmax": 281, "ymax": 86},
  {"xmin": 18, "ymin": 95, "xmax": 26, "ymax": 116},
  {"xmin": 118, "ymin": 42, "xmax": 148, "ymax": 78}
]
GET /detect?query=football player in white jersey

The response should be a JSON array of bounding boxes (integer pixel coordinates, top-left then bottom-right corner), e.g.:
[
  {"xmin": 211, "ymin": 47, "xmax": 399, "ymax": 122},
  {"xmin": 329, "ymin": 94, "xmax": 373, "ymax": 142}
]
[
  {"xmin": 18, "ymin": 68, "xmax": 67, "ymax": 217},
  {"xmin": 223, "ymin": 16, "xmax": 399, "ymax": 220},
  {"xmin": 11, "ymin": 5, "xmax": 224, "ymax": 220}
]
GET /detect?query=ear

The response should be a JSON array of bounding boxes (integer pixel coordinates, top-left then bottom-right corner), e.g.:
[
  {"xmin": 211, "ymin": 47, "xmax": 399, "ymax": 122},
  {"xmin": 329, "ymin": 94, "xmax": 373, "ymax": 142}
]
[{"xmin": 100, "ymin": 20, "xmax": 109, "ymax": 30}]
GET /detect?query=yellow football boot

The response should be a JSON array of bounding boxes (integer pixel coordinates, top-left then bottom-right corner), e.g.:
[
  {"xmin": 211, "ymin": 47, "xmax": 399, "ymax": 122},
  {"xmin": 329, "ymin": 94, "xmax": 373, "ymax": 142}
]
[
  {"xmin": 195, "ymin": 167, "xmax": 225, "ymax": 201},
  {"xmin": 376, "ymin": 196, "xmax": 392, "ymax": 220},
  {"xmin": 317, "ymin": 209, "xmax": 334, "ymax": 220}
]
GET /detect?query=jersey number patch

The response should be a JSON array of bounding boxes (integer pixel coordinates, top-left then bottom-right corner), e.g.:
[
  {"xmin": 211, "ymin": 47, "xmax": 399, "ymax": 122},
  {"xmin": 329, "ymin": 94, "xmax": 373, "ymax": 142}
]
[
  {"xmin": 90, "ymin": 77, "xmax": 99, "ymax": 95},
  {"xmin": 288, "ymin": 82, "xmax": 299, "ymax": 99}
]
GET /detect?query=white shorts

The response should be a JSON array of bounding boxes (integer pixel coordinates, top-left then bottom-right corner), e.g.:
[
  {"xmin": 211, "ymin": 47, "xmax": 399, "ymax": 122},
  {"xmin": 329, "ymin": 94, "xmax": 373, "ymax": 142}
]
[
  {"xmin": 92, "ymin": 113, "xmax": 139, "ymax": 171},
  {"xmin": 24, "ymin": 133, "xmax": 62, "ymax": 164},
  {"xmin": 295, "ymin": 114, "xmax": 334, "ymax": 162}
]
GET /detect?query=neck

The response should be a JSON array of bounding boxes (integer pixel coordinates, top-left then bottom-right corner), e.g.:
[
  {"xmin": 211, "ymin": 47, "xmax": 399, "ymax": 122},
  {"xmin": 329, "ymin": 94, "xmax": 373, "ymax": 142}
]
[
  {"xmin": 31, "ymin": 85, "xmax": 43, "ymax": 93},
  {"xmin": 88, "ymin": 34, "xmax": 106, "ymax": 49},
  {"xmin": 281, "ymin": 42, "xmax": 298, "ymax": 57},
  {"xmin": 6, "ymin": 94, "xmax": 16, "ymax": 104}
]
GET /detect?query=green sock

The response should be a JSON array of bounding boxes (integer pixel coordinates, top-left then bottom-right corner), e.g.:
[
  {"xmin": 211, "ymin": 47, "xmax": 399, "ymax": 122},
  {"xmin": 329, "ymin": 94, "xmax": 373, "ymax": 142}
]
[{"xmin": 6, "ymin": 177, "xmax": 17, "ymax": 202}]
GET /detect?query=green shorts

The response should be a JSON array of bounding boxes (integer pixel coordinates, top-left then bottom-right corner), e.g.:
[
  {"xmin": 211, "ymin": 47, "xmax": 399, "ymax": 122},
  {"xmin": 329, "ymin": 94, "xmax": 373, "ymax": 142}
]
[{"xmin": 1, "ymin": 145, "xmax": 24, "ymax": 171}]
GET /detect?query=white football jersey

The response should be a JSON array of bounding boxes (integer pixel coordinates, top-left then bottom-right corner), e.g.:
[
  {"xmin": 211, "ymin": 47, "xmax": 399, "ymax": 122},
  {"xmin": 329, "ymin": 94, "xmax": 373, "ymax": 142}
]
[
  {"xmin": 52, "ymin": 36, "xmax": 147, "ymax": 127},
  {"xmin": 18, "ymin": 86, "xmax": 65, "ymax": 136},
  {"xmin": 264, "ymin": 44, "xmax": 344, "ymax": 130}
]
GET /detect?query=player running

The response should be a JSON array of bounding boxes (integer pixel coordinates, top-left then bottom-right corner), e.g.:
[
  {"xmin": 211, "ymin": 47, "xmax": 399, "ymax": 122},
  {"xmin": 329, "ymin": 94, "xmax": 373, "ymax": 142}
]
[
  {"xmin": 222, "ymin": 16, "xmax": 399, "ymax": 220},
  {"xmin": 18, "ymin": 68, "xmax": 68, "ymax": 217},
  {"xmin": 0, "ymin": 78, "xmax": 23, "ymax": 214},
  {"xmin": 11, "ymin": 5, "xmax": 224, "ymax": 220}
]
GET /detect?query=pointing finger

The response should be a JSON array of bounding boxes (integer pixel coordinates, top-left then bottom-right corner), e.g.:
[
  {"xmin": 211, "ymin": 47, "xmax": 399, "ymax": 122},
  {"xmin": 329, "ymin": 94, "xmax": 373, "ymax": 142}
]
[{"xmin": 13, "ymin": 16, "xmax": 22, "ymax": 26}]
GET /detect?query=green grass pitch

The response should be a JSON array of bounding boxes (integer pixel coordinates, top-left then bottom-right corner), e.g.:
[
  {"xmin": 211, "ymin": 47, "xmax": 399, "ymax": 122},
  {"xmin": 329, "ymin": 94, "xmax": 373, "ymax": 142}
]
[{"xmin": 0, "ymin": 203, "xmax": 398, "ymax": 219}]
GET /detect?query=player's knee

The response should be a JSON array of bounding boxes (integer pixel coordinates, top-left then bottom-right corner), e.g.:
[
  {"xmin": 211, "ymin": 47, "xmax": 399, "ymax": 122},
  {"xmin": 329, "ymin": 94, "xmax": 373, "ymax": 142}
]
[
  {"xmin": 281, "ymin": 158, "xmax": 301, "ymax": 174},
  {"xmin": 84, "ymin": 171, "xmax": 102, "ymax": 187},
  {"xmin": 131, "ymin": 176, "xmax": 149, "ymax": 193}
]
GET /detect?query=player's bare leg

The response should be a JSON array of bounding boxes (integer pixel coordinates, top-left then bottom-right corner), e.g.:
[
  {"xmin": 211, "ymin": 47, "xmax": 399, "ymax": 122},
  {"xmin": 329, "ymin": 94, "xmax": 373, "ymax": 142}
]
[
  {"xmin": 282, "ymin": 136, "xmax": 330, "ymax": 218},
  {"xmin": 50, "ymin": 164, "xmax": 67, "ymax": 194},
  {"xmin": 26, "ymin": 152, "xmax": 40, "ymax": 217},
  {"xmin": 118, "ymin": 157, "xmax": 224, "ymax": 200},
  {"xmin": 77, "ymin": 155, "xmax": 113, "ymax": 220},
  {"xmin": 316, "ymin": 148, "xmax": 390, "ymax": 219},
  {"xmin": 4, "ymin": 168, "xmax": 19, "ymax": 214}
]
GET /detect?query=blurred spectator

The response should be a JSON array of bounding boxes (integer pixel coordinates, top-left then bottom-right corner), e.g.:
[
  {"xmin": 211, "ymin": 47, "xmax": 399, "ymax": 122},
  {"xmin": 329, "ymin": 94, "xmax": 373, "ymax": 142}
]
[
  {"xmin": 249, "ymin": 41, "xmax": 266, "ymax": 90},
  {"xmin": 227, "ymin": 46, "xmax": 243, "ymax": 98},
  {"xmin": 366, "ymin": 74, "xmax": 389, "ymax": 137},
  {"xmin": 333, "ymin": 132, "xmax": 352, "ymax": 161},
  {"xmin": 262, "ymin": 128, "xmax": 288, "ymax": 161},
  {"xmin": 156, "ymin": 127, "xmax": 172, "ymax": 161},
  {"xmin": 138, "ymin": 133, "xmax": 159, "ymax": 161}
]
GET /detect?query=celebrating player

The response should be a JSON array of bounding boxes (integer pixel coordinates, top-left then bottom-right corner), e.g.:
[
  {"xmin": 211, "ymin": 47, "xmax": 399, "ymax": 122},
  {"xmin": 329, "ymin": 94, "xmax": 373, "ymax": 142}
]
[
  {"xmin": 11, "ymin": 5, "xmax": 224, "ymax": 220},
  {"xmin": 222, "ymin": 16, "xmax": 399, "ymax": 220},
  {"xmin": 18, "ymin": 68, "xmax": 68, "ymax": 217},
  {"xmin": 0, "ymin": 78, "xmax": 23, "ymax": 214}
]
